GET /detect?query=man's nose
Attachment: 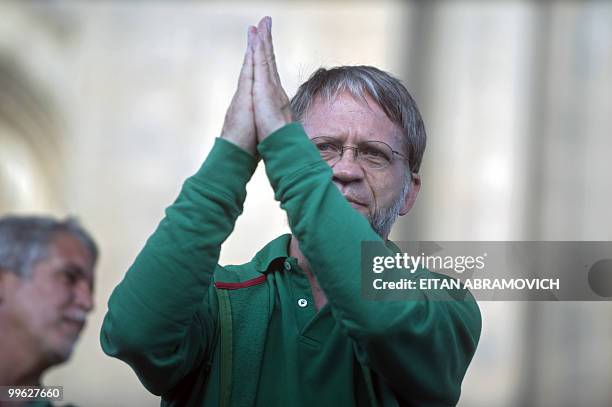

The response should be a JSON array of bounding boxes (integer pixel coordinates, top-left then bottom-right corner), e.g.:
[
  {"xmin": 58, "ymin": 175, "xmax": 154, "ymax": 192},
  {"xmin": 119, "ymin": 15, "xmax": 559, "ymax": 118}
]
[
  {"xmin": 73, "ymin": 279, "xmax": 94, "ymax": 312},
  {"xmin": 331, "ymin": 148, "xmax": 365, "ymax": 183}
]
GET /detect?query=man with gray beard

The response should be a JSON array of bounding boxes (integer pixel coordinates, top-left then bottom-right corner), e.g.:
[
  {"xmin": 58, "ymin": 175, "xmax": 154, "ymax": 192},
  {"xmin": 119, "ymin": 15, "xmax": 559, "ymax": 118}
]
[{"xmin": 101, "ymin": 17, "xmax": 480, "ymax": 406}]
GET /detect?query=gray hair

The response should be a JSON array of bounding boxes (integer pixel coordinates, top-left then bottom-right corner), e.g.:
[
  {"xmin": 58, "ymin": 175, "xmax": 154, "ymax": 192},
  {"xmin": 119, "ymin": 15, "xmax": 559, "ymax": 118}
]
[
  {"xmin": 290, "ymin": 65, "xmax": 427, "ymax": 173},
  {"xmin": 0, "ymin": 215, "xmax": 98, "ymax": 278}
]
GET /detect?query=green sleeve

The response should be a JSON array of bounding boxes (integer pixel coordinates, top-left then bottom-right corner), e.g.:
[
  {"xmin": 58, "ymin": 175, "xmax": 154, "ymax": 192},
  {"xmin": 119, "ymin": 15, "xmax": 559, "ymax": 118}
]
[
  {"xmin": 100, "ymin": 138, "xmax": 257, "ymax": 396},
  {"xmin": 258, "ymin": 123, "xmax": 481, "ymax": 406}
]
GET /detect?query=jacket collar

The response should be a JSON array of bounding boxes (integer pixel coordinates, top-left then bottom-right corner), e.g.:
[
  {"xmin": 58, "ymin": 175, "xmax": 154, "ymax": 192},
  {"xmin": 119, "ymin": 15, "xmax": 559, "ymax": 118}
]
[
  {"xmin": 252, "ymin": 234, "xmax": 292, "ymax": 272},
  {"xmin": 251, "ymin": 234, "xmax": 399, "ymax": 272}
]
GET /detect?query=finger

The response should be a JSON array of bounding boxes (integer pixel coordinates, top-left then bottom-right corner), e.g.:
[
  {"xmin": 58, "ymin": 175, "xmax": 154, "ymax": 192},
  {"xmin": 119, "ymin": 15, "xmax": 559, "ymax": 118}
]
[
  {"xmin": 263, "ymin": 17, "xmax": 282, "ymax": 85},
  {"xmin": 252, "ymin": 24, "xmax": 272, "ymax": 87},
  {"xmin": 257, "ymin": 16, "xmax": 280, "ymax": 85},
  {"xmin": 237, "ymin": 26, "xmax": 256, "ymax": 93}
]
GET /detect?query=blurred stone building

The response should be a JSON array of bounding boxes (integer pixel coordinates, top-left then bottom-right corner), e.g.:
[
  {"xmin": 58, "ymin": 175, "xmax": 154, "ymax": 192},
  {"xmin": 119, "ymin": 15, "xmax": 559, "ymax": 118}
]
[{"xmin": 1, "ymin": 1, "xmax": 611, "ymax": 406}]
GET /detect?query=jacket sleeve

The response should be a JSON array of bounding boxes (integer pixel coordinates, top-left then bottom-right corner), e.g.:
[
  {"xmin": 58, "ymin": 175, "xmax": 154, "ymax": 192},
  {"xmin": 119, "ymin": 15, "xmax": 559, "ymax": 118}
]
[
  {"xmin": 100, "ymin": 138, "xmax": 257, "ymax": 396},
  {"xmin": 258, "ymin": 123, "xmax": 481, "ymax": 406}
]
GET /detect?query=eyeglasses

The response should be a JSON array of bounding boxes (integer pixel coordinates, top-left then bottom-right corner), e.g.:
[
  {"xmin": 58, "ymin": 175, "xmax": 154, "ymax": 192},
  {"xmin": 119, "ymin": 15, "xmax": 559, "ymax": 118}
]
[{"xmin": 311, "ymin": 136, "xmax": 407, "ymax": 170}]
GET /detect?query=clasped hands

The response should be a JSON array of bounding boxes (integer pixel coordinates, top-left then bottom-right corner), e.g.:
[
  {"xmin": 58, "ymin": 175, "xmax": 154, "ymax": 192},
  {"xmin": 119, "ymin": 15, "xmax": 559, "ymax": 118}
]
[{"xmin": 220, "ymin": 16, "xmax": 293, "ymax": 157}]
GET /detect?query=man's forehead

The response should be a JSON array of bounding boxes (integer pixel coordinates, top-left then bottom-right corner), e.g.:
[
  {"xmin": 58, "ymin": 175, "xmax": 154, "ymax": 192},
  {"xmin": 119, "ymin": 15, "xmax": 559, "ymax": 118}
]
[
  {"xmin": 47, "ymin": 233, "xmax": 95, "ymax": 275},
  {"xmin": 308, "ymin": 91, "xmax": 385, "ymax": 116},
  {"xmin": 304, "ymin": 93, "xmax": 404, "ymax": 145}
]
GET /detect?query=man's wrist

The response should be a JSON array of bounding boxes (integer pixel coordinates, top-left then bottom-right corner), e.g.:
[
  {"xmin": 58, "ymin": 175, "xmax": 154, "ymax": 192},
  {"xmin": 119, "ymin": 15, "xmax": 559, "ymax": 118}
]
[
  {"xmin": 192, "ymin": 137, "xmax": 258, "ymax": 193},
  {"xmin": 257, "ymin": 122, "xmax": 328, "ymax": 189},
  {"xmin": 257, "ymin": 117, "xmax": 293, "ymax": 143},
  {"xmin": 219, "ymin": 132, "xmax": 258, "ymax": 158}
]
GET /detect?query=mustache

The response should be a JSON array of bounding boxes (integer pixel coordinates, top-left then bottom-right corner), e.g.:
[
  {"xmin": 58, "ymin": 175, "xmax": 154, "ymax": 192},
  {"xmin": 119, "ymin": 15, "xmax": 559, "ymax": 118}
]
[
  {"xmin": 344, "ymin": 195, "xmax": 367, "ymax": 206},
  {"xmin": 334, "ymin": 184, "xmax": 369, "ymax": 206},
  {"xmin": 63, "ymin": 309, "xmax": 88, "ymax": 323}
]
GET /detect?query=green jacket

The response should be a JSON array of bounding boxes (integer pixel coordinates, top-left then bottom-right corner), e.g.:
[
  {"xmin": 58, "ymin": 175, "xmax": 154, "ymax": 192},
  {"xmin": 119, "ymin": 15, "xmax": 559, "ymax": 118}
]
[{"xmin": 100, "ymin": 123, "xmax": 481, "ymax": 406}]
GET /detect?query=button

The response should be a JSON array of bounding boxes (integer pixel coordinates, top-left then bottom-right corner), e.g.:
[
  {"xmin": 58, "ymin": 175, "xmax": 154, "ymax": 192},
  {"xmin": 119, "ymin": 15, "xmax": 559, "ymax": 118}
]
[
  {"xmin": 297, "ymin": 298, "xmax": 308, "ymax": 307},
  {"xmin": 284, "ymin": 260, "xmax": 292, "ymax": 271}
]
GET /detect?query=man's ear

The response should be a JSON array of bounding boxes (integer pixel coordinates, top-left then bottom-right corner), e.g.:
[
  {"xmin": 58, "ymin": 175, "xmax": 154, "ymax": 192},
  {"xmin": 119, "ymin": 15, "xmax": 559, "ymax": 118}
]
[{"xmin": 399, "ymin": 173, "xmax": 421, "ymax": 216}]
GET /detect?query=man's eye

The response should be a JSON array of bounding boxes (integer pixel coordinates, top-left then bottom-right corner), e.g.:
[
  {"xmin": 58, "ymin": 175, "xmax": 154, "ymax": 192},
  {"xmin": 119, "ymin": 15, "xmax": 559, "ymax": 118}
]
[
  {"xmin": 361, "ymin": 147, "xmax": 384, "ymax": 158},
  {"xmin": 317, "ymin": 143, "xmax": 334, "ymax": 151},
  {"xmin": 61, "ymin": 270, "xmax": 78, "ymax": 284}
]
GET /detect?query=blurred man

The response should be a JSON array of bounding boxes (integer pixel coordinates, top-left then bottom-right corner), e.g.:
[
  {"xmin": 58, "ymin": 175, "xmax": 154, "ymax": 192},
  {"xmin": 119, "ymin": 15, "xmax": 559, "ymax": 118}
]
[
  {"xmin": 0, "ymin": 216, "xmax": 97, "ymax": 389},
  {"xmin": 102, "ymin": 17, "xmax": 481, "ymax": 406}
]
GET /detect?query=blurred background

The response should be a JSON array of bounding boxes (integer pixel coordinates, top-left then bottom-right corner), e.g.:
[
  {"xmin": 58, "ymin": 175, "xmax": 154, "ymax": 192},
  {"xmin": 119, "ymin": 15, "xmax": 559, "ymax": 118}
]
[{"xmin": 1, "ymin": 1, "xmax": 611, "ymax": 406}]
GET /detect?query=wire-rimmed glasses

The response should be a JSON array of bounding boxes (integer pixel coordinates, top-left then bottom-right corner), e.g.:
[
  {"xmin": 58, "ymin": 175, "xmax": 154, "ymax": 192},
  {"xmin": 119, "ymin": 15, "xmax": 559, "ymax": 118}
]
[{"xmin": 311, "ymin": 136, "xmax": 406, "ymax": 170}]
